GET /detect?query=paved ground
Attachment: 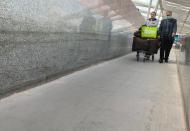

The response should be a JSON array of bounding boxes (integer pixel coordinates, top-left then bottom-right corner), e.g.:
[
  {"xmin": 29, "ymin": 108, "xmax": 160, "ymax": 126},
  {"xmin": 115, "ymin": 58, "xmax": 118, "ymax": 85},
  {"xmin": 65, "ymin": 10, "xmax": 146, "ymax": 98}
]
[{"xmin": 0, "ymin": 51, "xmax": 187, "ymax": 131}]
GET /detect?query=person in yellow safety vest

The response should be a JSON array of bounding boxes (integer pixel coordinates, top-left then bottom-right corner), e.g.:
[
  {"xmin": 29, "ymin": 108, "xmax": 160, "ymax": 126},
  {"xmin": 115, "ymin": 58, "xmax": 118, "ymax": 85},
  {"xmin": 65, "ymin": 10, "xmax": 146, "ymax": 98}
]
[
  {"xmin": 145, "ymin": 11, "xmax": 159, "ymax": 27},
  {"xmin": 144, "ymin": 11, "xmax": 159, "ymax": 60}
]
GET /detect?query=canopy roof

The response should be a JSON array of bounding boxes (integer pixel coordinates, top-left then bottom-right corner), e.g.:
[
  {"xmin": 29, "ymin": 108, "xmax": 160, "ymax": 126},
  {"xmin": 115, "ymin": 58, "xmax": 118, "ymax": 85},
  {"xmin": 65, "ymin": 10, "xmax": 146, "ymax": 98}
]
[{"xmin": 76, "ymin": 0, "xmax": 190, "ymax": 34}]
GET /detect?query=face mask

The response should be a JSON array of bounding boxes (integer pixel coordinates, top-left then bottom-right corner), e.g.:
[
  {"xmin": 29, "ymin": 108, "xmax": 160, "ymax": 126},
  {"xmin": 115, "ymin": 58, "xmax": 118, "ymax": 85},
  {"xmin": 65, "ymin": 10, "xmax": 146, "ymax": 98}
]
[{"xmin": 164, "ymin": 16, "xmax": 172, "ymax": 19}]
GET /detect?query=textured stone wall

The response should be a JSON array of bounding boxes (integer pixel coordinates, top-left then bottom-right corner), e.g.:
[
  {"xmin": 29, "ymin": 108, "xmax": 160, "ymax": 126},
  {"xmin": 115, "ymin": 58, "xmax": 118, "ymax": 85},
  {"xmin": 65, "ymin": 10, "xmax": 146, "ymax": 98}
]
[
  {"xmin": 0, "ymin": 0, "xmax": 132, "ymax": 95},
  {"xmin": 0, "ymin": 0, "xmax": 115, "ymax": 33},
  {"xmin": 176, "ymin": 37, "xmax": 190, "ymax": 129}
]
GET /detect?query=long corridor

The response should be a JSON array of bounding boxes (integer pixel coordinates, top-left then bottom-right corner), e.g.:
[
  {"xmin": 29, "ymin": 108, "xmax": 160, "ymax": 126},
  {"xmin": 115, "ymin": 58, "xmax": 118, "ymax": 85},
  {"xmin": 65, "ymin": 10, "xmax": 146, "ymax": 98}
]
[{"xmin": 0, "ymin": 51, "xmax": 187, "ymax": 131}]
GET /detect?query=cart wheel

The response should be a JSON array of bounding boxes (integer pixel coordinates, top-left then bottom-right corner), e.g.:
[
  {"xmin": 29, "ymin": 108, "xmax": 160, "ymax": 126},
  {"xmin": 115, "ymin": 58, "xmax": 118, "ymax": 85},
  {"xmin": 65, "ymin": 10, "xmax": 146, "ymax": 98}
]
[
  {"xmin": 152, "ymin": 55, "xmax": 154, "ymax": 61},
  {"xmin": 136, "ymin": 55, "xmax": 140, "ymax": 61},
  {"xmin": 136, "ymin": 52, "xmax": 140, "ymax": 61},
  {"xmin": 143, "ymin": 58, "xmax": 146, "ymax": 62}
]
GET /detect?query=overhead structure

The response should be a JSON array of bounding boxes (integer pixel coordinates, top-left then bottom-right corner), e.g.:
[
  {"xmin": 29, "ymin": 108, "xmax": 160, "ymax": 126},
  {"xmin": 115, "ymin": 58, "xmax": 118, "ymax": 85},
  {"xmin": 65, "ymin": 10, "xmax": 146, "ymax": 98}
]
[
  {"xmin": 131, "ymin": 0, "xmax": 163, "ymax": 20},
  {"xmin": 81, "ymin": 0, "xmax": 190, "ymax": 34}
]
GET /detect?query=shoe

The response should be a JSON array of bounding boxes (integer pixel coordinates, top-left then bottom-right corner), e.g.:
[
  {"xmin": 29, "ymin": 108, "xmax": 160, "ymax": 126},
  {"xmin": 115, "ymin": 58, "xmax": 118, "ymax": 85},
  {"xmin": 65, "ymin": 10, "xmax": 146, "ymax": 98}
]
[
  {"xmin": 165, "ymin": 58, "xmax": 168, "ymax": 63},
  {"xmin": 159, "ymin": 59, "xmax": 163, "ymax": 63}
]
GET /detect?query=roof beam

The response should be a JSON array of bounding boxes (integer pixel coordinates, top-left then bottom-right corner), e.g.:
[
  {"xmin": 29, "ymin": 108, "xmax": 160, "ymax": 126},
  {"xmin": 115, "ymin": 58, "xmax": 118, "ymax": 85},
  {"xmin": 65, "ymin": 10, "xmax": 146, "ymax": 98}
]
[
  {"xmin": 165, "ymin": 0, "xmax": 190, "ymax": 7},
  {"xmin": 180, "ymin": 10, "xmax": 190, "ymax": 33}
]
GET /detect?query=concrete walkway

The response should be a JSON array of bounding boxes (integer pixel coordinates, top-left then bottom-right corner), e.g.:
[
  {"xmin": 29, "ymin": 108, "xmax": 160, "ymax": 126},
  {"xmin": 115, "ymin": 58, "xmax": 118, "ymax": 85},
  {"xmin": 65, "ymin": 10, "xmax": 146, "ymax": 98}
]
[{"xmin": 0, "ymin": 51, "xmax": 187, "ymax": 131}]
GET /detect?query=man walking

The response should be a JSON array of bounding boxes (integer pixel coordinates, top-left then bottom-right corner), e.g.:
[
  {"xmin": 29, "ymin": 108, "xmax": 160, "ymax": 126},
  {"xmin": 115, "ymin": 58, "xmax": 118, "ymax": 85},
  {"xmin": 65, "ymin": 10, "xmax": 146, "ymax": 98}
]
[{"xmin": 159, "ymin": 10, "xmax": 177, "ymax": 63}]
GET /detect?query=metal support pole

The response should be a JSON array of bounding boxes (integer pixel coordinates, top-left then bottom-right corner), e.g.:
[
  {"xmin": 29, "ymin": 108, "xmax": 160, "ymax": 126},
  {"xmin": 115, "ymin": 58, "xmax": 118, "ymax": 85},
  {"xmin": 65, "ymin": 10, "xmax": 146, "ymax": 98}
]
[
  {"xmin": 155, "ymin": 0, "xmax": 159, "ymax": 13},
  {"xmin": 158, "ymin": 0, "xmax": 164, "ymax": 18},
  {"xmin": 147, "ymin": 0, "xmax": 153, "ymax": 19}
]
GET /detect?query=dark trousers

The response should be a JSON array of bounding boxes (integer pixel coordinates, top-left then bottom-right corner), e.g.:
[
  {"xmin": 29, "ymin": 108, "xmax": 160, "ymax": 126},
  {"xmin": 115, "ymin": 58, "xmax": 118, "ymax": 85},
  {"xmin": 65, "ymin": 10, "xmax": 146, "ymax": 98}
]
[{"xmin": 160, "ymin": 36, "xmax": 174, "ymax": 60}]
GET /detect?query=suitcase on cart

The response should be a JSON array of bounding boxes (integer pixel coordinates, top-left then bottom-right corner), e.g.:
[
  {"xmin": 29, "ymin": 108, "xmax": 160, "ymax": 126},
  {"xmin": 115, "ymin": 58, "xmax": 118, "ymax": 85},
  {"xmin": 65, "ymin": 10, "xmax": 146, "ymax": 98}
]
[{"xmin": 132, "ymin": 37, "xmax": 149, "ymax": 51}]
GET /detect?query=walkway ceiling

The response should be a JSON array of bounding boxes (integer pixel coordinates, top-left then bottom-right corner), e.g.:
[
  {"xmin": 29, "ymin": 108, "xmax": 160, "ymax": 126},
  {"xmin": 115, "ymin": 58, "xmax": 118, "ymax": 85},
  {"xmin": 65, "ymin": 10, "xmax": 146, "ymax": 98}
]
[
  {"xmin": 81, "ymin": 0, "xmax": 190, "ymax": 34},
  {"xmin": 131, "ymin": 0, "xmax": 162, "ymax": 19}
]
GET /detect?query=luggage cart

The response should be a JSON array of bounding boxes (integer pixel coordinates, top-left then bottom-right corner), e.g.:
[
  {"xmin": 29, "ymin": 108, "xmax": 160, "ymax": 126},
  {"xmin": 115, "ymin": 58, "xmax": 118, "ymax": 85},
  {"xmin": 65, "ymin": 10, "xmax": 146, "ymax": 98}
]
[{"xmin": 132, "ymin": 37, "xmax": 159, "ymax": 62}]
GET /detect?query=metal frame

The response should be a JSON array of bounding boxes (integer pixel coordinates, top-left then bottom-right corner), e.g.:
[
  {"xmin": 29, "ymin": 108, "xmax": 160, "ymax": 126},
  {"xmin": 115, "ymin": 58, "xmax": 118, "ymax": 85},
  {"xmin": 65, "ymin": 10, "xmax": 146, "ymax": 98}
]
[{"xmin": 147, "ymin": 0, "xmax": 153, "ymax": 19}]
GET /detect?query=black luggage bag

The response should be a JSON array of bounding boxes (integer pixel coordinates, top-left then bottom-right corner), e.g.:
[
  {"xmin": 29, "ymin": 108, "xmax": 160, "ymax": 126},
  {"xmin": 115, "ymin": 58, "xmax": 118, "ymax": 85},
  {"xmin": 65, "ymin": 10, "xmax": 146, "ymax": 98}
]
[{"xmin": 132, "ymin": 37, "xmax": 160, "ymax": 54}]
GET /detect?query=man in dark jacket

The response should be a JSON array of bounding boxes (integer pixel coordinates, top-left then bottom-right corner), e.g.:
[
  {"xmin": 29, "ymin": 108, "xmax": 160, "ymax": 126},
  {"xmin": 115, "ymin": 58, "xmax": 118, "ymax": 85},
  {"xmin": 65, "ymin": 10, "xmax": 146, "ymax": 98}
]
[{"xmin": 158, "ymin": 10, "xmax": 177, "ymax": 63}]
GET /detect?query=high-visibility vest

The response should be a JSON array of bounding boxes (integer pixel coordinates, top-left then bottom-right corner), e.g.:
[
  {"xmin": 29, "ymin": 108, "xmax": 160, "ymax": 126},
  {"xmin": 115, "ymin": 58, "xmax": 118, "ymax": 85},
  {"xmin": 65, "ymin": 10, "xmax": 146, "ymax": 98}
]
[{"xmin": 141, "ymin": 26, "xmax": 158, "ymax": 39}]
